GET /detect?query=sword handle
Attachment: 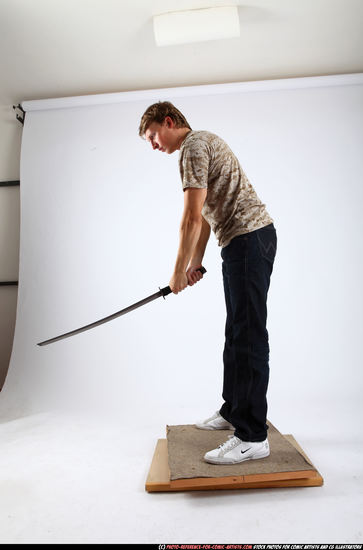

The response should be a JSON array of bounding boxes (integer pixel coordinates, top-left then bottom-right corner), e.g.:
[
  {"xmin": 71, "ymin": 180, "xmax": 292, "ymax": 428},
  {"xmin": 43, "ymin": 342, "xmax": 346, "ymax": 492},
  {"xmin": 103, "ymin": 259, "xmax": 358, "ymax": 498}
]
[{"xmin": 160, "ymin": 266, "xmax": 207, "ymax": 297}]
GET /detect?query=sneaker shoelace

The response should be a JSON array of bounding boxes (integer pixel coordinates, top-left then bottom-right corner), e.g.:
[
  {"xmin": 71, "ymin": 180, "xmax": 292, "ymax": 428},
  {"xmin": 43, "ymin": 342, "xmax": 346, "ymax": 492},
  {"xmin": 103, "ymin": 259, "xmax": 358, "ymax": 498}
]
[
  {"xmin": 205, "ymin": 411, "xmax": 220, "ymax": 423},
  {"xmin": 218, "ymin": 435, "xmax": 241, "ymax": 452}
]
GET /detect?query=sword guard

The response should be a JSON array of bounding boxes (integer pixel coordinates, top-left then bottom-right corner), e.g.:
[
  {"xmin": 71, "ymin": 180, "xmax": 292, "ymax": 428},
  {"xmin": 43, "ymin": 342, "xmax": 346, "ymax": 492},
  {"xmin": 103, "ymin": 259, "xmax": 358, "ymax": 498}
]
[{"xmin": 159, "ymin": 285, "xmax": 172, "ymax": 298}]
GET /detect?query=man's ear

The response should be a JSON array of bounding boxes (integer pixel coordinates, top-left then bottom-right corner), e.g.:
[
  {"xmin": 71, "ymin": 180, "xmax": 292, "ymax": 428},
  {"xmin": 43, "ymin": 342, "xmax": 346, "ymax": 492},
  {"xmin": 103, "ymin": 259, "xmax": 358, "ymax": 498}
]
[{"xmin": 164, "ymin": 116, "xmax": 174, "ymax": 128}]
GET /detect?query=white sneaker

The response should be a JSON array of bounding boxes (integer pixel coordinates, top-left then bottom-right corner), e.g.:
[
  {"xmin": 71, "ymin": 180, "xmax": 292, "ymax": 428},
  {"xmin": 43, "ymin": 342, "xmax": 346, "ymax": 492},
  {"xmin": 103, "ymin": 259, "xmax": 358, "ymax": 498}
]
[
  {"xmin": 195, "ymin": 411, "xmax": 234, "ymax": 431},
  {"xmin": 204, "ymin": 435, "xmax": 270, "ymax": 464}
]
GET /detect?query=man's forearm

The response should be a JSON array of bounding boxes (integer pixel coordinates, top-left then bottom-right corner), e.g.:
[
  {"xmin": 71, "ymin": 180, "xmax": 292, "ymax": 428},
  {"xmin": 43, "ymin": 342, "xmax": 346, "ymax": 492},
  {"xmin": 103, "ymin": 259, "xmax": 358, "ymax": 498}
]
[
  {"xmin": 189, "ymin": 216, "xmax": 211, "ymax": 266},
  {"xmin": 173, "ymin": 215, "xmax": 203, "ymax": 273}
]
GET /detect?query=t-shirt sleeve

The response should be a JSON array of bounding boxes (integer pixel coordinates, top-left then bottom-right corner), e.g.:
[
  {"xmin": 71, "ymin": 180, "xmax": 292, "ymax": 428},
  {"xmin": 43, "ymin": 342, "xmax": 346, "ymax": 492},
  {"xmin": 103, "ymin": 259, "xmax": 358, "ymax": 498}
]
[{"xmin": 180, "ymin": 139, "xmax": 210, "ymax": 191}]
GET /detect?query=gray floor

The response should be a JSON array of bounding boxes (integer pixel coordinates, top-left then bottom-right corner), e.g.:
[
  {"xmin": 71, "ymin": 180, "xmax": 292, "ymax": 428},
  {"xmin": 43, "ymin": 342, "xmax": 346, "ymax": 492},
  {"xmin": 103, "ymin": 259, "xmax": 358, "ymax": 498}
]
[{"xmin": 0, "ymin": 407, "xmax": 362, "ymax": 544}]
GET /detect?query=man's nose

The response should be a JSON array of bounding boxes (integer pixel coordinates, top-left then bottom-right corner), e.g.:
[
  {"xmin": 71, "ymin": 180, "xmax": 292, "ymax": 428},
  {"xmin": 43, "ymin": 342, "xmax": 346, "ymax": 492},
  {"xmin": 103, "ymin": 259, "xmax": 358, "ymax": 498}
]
[{"xmin": 152, "ymin": 142, "xmax": 159, "ymax": 150}]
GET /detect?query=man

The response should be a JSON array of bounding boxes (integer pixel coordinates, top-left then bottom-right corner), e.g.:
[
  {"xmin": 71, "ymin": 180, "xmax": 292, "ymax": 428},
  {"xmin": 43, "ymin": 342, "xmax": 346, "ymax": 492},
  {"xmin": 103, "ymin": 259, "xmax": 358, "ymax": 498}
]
[{"xmin": 139, "ymin": 101, "xmax": 277, "ymax": 465}]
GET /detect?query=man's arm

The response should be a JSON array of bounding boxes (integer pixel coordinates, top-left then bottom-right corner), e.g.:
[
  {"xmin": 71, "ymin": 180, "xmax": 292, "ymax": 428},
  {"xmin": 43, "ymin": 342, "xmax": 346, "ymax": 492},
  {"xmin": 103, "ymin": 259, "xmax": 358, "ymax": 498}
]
[
  {"xmin": 169, "ymin": 187, "xmax": 207, "ymax": 294},
  {"xmin": 186, "ymin": 215, "xmax": 211, "ymax": 286},
  {"xmin": 189, "ymin": 215, "xmax": 211, "ymax": 266}
]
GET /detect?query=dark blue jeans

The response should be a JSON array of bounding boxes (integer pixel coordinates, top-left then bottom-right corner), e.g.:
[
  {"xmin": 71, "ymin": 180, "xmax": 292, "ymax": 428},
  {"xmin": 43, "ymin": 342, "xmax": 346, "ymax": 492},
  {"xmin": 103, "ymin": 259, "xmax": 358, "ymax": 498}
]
[{"xmin": 219, "ymin": 223, "xmax": 277, "ymax": 442}]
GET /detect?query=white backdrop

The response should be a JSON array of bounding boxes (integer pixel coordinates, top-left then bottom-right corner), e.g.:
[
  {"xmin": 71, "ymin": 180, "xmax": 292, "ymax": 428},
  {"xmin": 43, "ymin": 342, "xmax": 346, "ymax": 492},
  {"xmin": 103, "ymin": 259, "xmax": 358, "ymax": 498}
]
[
  {"xmin": 0, "ymin": 74, "xmax": 363, "ymax": 543},
  {"xmin": 1, "ymin": 73, "xmax": 363, "ymax": 437}
]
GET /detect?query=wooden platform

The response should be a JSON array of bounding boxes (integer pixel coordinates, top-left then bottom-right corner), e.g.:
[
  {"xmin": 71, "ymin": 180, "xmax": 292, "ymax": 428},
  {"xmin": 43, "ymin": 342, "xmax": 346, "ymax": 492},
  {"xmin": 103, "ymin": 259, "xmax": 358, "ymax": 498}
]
[{"xmin": 145, "ymin": 434, "xmax": 323, "ymax": 492}]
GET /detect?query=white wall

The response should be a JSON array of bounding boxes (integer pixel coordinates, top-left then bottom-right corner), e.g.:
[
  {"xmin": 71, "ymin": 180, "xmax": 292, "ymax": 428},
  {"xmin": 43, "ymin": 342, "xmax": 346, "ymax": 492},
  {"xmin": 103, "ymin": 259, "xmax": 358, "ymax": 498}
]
[
  {"xmin": 1, "ymin": 74, "xmax": 363, "ymax": 443},
  {"xmin": 0, "ymin": 107, "xmax": 22, "ymax": 388},
  {"xmin": 0, "ymin": 106, "xmax": 22, "ymax": 181}
]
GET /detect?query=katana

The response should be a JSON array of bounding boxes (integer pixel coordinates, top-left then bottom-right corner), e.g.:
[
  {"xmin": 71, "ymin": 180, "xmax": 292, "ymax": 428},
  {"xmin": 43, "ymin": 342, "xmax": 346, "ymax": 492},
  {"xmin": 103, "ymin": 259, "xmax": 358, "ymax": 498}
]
[{"xmin": 37, "ymin": 267, "xmax": 206, "ymax": 346}]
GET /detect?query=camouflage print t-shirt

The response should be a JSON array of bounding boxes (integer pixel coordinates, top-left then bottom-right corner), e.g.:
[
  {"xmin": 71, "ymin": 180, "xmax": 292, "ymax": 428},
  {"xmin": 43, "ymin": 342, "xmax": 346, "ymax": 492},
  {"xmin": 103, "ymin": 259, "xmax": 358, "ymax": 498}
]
[{"xmin": 179, "ymin": 130, "xmax": 274, "ymax": 248}]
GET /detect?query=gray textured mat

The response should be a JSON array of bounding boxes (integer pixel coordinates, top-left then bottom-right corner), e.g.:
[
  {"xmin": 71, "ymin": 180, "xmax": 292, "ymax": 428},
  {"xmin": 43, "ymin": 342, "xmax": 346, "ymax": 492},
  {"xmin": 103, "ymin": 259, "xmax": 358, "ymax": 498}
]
[{"xmin": 166, "ymin": 420, "xmax": 315, "ymax": 480}]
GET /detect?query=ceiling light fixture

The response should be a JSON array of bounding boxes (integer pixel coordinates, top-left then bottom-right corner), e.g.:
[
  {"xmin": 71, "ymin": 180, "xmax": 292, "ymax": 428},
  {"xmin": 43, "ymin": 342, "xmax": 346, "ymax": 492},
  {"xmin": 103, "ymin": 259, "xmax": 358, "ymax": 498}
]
[{"xmin": 153, "ymin": 6, "xmax": 240, "ymax": 47}]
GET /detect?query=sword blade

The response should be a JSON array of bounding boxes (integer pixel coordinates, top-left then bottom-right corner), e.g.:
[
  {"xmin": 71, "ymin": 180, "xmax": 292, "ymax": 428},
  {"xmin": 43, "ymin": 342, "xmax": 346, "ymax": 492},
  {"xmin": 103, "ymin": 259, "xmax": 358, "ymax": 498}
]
[
  {"xmin": 37, "ymin": 288, "xmax": 165, "ymax": 346},
  {"xmin": 37, "ymin": 266, "xmax": 206, "ymax": 347}
]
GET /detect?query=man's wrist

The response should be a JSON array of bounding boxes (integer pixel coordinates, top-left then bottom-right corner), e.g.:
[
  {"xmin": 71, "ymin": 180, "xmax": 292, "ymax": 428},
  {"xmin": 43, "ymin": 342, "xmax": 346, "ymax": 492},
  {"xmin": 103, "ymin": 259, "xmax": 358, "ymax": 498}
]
[{"xmin": 189, "ymin": 257, "xmax": 203, "ymax": 267}]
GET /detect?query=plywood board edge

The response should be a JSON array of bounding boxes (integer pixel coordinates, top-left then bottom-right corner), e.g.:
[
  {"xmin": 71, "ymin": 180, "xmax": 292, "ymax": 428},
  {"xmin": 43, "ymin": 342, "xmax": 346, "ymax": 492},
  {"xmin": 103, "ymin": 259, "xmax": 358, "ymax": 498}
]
[{"xmin": 145, "ymin": 433, "xmax": 324, "ymax": 492}]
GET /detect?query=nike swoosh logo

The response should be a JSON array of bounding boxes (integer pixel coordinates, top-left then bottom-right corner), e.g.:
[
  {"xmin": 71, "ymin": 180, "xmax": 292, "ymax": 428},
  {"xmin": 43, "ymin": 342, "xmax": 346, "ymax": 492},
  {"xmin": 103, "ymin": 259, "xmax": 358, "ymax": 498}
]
[{"xmin": 241, "ymin": 448, "xmax": 252, "ymax": 454}]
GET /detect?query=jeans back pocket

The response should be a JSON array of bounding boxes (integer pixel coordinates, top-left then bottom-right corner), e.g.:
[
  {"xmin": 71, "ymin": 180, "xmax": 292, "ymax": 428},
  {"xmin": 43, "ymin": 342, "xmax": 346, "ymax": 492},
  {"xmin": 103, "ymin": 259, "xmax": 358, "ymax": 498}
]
[{"xmin": 256, "ymin": 224, "xmax": 277, "ymax": 263}]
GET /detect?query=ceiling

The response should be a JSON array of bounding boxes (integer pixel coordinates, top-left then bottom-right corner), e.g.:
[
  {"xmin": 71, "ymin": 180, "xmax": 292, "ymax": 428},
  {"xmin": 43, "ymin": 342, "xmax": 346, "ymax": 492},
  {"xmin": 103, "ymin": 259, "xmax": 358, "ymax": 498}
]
[{"xmin": 0, "ymin": 0, "xmax": 362, "ymax": 105}]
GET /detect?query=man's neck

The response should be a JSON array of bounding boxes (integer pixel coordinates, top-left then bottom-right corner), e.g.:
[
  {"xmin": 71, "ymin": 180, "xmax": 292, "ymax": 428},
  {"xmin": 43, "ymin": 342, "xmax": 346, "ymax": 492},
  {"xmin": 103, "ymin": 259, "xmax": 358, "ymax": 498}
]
[{"xmin": 176, "ymin": 128, "xmax": 192, "ymax": 150}]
